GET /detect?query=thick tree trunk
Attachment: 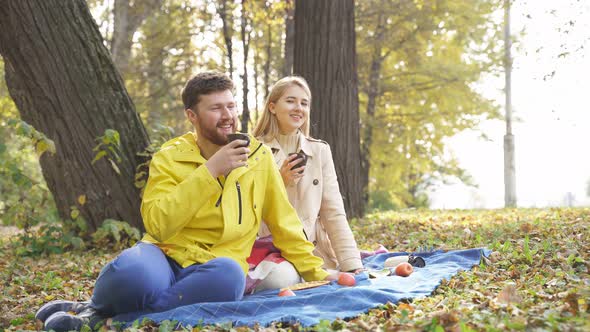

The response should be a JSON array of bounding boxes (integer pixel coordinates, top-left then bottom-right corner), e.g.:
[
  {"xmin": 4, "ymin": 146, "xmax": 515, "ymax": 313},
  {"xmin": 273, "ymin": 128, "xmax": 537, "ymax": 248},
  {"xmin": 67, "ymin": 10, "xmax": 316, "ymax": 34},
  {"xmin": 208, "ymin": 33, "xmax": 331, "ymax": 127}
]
[
  {"xmin": 111, "ymin": 0, "xmax": 162, "ymax": 76},
  {"xmin": 0, "ymin": 0, "xmax": 150, "ymax": 231},
  {"xmin": 282, "ymin": 0, "xmax": 295, "ymax": 76},
  {"xmin": 293, "ymin": 0, "xmax": 364, "ymax": 217}
]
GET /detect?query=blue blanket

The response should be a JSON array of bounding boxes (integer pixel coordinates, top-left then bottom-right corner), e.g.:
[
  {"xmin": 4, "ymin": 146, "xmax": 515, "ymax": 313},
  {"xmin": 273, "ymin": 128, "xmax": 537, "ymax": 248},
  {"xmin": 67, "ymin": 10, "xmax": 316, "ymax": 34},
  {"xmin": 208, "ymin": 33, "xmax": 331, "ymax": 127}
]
[{"xmin": 114, "ymin": 248, "xmax": 488, "ymax": 328}]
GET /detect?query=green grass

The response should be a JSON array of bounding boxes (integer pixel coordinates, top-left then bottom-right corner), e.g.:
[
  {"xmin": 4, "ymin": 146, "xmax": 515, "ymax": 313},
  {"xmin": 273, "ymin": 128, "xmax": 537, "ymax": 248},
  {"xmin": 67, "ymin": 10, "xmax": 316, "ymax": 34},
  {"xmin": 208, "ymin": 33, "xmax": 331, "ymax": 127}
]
[{"xmin": 1, "ymin": 208, "xmax": 589, "ymax": 331}]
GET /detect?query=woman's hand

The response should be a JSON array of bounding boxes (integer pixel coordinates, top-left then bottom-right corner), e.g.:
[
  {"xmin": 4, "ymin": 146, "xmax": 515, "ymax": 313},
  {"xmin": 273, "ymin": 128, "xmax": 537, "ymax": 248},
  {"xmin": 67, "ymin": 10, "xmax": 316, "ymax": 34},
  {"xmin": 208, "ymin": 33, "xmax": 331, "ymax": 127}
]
[
  {"xmin": 324, "ymin": 272, "xmax": 340, "ymax": 281},
  {"xmin": 350, "ymin": 268, "xmax": 365, "ymax": 275},
  {"xmin": 279, "ymin": 154, "xmax": 306, "ymax": 187}
]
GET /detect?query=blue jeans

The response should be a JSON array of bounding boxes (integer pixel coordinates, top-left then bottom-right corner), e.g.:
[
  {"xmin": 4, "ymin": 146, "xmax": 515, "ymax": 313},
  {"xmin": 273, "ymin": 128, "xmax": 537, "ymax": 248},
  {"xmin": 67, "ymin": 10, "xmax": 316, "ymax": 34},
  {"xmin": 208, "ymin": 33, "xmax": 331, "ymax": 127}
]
[{"xmin": 90, "ymin": 242, "xmax": 245, "ymax": 317}]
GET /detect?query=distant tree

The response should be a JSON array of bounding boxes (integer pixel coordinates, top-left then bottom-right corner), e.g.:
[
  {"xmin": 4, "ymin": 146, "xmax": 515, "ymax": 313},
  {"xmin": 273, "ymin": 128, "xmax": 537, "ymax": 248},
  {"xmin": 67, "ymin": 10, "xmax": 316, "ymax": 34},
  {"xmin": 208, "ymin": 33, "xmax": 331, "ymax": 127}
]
[
  {"xmin": 586, "ymin": 178, "xmax": 590, "ymax": 197},
  {"xmin": 0, "ymin": 0, "xmax": 150, "ymax": 231},
  {"xmin": 239, "ymin": 0, "xmax": 251, "ymax": 132},
  {"xmin": 356, "ymin": 0, "xmax": 502, "ymax": 208},
  {"xmin": 293, "ymin": 0, "xmax": 364, "ymax": 217},
  {"xmin": 216, "ymin": 0, "xmax": 235, "ymax": 78},
  {"xmin": 110, "ymin": 0, "xmax": 163, "ymax": 76}
]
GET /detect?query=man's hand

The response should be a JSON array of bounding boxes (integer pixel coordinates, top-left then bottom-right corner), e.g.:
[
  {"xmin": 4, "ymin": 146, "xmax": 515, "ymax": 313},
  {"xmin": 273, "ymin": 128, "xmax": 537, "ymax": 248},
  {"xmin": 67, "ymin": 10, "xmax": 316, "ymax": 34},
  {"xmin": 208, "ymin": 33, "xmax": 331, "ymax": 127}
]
[
  {"xmin": 279, "ymin": 154, "xmax": 306, "ymax": 187},
  {"xmin": 205, "ymin": 140, "xmax": 250, "ymax": 177}
]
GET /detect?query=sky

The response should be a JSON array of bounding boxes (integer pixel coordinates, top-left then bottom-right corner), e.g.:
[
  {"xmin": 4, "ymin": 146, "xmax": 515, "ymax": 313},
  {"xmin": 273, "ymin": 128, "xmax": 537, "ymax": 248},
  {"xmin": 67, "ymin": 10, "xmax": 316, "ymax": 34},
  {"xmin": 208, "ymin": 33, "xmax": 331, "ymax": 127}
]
[{"xmin": 429, "ymin": 0, "xmax": 590, "ymax": 209}]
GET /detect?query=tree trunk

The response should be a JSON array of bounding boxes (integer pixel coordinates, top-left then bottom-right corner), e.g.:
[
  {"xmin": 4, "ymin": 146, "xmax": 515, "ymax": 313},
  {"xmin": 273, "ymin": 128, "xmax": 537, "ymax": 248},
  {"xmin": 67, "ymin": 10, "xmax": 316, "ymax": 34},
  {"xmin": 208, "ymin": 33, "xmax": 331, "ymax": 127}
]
[
  {"xmin": 253, "ymin": 38, "xmax": 260, "ymax": 124},
  {"xmin": 282, "ymin": 0, "xmax": 295, "ymax": 76},
  {"xmin": 293, "ymin": 0, "xmax": 364, "ymax": 217},
  {"xmin": 362, "ymin": 51, "xmax": 384, "ymax": 208},
  {"xmin": 263, "ymin": 23, "xmax": 272, "ymax": 99},
  {"xmin": 240, "ymin": 0, "xmax": 250, "ymax": 133},
  {"xmin": 217, "ymin": 0, "xmax": 234, "ymax": 79},
  {"xmin": 111, "ymin": 0, "xmax": 162, "ymax": 76},
  {"xmin": 0, "ymin": 0, "xmax": 151, "ymax": 231},
  {"xmin": 361, "ymin": 7, "xmax": 387, "ymax": 208},
  {"xmin": 503, "ymin": 0, "xmax": 516, "ymax": 207}
]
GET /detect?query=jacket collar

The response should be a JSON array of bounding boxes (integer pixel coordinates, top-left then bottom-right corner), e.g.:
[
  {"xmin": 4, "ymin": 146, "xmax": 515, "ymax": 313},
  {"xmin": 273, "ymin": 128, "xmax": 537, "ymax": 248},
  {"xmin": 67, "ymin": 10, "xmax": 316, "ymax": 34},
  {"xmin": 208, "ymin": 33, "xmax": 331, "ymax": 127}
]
[
  {"xmin": 263, "ymin": 130, "xmax": 314, "ymax": 158},
  {"xmin": 298, "ymin": 134, "xmax": 314, "ymax": 157}
]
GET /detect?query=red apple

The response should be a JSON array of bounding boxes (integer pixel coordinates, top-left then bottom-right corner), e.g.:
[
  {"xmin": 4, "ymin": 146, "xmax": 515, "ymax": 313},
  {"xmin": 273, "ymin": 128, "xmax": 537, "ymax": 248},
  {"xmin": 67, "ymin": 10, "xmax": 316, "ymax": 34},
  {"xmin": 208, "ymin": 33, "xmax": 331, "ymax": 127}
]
[
  {"xmin": 395, "ymin": 262, "xmax": 413, "ymax": 277},
  {"xmin": 278, "ymin": 288, "xmax": 296, "ymax": 297},
  {"xmin": 337, "ymin": 273, "xmax": 356, "ymax": 286}
]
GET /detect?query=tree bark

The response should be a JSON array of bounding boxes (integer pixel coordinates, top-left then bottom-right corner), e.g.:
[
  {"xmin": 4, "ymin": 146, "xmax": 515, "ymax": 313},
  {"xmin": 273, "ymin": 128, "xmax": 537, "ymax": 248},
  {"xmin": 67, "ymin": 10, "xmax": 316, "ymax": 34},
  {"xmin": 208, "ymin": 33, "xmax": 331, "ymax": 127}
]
[
  {"xmin": 111, "ymin": 0, "xmax": 162, "ymax": 76},
  {"xmin": 293, "ymin": 0, "xmax": 364, "ymax": 217},
  {"xmin": 0, "ymin": 0, "xmax": 151, "ymax": 231}
]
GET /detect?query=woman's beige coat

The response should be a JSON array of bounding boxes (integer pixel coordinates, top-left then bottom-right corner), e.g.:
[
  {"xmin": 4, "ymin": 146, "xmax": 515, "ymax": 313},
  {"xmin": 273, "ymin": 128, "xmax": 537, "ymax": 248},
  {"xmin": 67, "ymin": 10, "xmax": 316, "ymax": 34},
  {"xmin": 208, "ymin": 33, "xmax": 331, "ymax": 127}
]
[{"xmin": 258, "ymin": 134, "xmax": 363, "ymax": 272}]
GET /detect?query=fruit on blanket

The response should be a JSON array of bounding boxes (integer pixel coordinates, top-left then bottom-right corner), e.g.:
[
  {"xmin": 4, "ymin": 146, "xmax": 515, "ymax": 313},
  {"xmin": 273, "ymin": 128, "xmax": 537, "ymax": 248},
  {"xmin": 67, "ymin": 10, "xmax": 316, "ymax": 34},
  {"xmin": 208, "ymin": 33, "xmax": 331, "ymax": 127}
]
[
  {"xmin": 278, "ymin": 289, "xmax": 296, "ymax": 297},
  {"xmin": 395, "ymin": 262, "xmax": 413, "ymax": 277},
  {"xmin": 337, "ymin": 273, "xmax": 356, "ymax": 286}
]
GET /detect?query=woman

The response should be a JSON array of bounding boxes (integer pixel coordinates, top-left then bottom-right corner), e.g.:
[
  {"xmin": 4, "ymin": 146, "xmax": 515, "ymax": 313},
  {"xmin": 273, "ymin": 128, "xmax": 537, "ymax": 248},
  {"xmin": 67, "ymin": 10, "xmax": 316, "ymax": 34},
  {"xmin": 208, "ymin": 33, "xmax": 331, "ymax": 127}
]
[{"xmin": 248, "ymin": 76, "xmax": 363, "ymax": 292}]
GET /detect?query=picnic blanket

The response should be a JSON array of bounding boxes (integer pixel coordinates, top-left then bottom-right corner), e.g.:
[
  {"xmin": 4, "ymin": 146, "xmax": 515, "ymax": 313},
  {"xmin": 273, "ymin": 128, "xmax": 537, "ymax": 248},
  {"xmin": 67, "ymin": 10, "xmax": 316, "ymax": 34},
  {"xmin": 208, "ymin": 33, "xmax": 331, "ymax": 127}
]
[{"xmin": 112, "ymin": 248, "xmax": 489, "ymax": 328}]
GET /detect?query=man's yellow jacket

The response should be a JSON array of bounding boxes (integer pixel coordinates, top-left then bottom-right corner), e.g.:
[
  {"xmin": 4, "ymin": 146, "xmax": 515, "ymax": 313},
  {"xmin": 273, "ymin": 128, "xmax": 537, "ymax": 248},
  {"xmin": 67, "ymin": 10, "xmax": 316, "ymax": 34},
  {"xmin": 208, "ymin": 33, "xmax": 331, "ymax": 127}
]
[{"xmin": 141, "ymin": 132, "xmax": 328, "ymax": 281}]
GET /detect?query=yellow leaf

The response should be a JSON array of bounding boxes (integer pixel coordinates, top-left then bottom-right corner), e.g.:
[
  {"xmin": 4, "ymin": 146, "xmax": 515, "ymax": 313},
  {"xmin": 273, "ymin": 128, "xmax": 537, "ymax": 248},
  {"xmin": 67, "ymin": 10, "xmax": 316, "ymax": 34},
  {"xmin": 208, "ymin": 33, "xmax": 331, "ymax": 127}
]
[
  {"xmin": 45, "ymin": 294, "xmax": 55, "ymax": 301},
  {"xmin": 109, "ymin": 159, "xmax": 121, "ymax": 175},
  {"xmin": 78, "ymin": 195, "xmax": 86, "ymax": 205},
  {"xmin": 71, "ymin": 209, "xmax": 80, "ymax": 219}
]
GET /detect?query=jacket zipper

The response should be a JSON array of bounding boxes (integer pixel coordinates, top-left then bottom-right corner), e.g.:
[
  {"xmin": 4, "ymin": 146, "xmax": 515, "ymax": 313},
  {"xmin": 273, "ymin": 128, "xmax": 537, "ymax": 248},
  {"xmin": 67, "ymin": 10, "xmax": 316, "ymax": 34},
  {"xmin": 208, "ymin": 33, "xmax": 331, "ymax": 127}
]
[
  {"xmin": 236, "ymin": 181, "xmax": 242, "ymax": 224},
  {"xmin": 215, "ymin": 178, "xmax": 223, "ymax": 207}
]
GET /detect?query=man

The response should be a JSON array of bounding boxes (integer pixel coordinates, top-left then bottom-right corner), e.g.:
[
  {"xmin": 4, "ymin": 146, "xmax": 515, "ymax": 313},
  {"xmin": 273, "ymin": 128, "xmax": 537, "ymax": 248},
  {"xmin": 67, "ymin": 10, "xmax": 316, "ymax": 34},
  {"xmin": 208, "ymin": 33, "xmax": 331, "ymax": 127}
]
[{"xmin": 37, "ymin": 72, "xmax": 337, "ymax": 331}]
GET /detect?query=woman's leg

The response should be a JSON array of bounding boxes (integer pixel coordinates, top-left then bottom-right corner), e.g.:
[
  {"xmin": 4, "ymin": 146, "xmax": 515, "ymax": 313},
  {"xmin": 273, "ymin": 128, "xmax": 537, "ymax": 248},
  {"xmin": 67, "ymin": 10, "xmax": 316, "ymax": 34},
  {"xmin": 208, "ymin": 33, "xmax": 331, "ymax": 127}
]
[
  {"xmin": 148, "ymin": 257, "xmax": 246, "ymax": 312},
  {"xmin": 253, "ymin": 261, "xmax": 301, "ymax": 292}
]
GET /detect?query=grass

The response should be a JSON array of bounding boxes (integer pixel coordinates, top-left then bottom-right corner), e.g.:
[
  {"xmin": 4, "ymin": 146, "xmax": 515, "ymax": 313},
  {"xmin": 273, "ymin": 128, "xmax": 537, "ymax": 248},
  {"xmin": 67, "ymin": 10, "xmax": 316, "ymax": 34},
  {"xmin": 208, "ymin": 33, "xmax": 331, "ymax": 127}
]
[{"xmin": 1, "ymin": 208, "xmax": 589, "ymax": 331}]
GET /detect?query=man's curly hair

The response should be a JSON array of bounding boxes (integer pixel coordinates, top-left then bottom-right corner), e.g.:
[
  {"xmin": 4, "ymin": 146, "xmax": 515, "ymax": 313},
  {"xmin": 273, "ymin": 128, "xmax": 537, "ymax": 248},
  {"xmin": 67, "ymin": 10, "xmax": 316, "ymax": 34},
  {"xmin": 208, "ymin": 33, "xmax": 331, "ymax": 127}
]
[{"xmin": 182, "ymin": 71, "xmax": 235, "ymax": 111}]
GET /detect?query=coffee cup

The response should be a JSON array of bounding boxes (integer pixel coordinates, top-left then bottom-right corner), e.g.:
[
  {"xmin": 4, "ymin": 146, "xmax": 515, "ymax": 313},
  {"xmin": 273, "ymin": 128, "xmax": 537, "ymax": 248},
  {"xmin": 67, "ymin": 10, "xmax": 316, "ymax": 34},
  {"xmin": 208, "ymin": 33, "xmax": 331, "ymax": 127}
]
[
  {"xmin": 227, "ymin": 133, "xmax": 250, "ymax": 148},
  {"xmin": 288, "ymin": 151, "xmax": 307, "ymax": 172}
]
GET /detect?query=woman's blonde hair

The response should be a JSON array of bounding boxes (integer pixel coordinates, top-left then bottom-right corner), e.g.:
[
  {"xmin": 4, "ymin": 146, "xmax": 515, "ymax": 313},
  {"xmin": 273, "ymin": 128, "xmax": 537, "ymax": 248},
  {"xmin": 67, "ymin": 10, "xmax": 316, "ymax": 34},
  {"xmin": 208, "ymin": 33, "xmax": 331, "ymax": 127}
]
[{"xmin": 252, "ymin": 76, "xmax": 312, "ymax": 141}]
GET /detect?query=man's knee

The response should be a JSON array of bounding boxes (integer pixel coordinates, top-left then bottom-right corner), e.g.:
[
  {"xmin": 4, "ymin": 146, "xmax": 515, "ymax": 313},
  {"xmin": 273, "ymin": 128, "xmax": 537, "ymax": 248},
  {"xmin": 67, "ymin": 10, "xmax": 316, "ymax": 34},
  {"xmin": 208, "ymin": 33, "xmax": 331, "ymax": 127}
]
[{"xmin": 206, "ymin": 257, "xmax": 246, "ymax": 300}]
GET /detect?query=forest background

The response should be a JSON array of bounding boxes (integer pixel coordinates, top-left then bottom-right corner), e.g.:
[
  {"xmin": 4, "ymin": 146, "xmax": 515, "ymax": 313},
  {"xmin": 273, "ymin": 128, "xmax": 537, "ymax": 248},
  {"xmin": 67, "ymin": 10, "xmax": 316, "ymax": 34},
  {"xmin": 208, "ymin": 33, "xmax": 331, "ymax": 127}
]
[
  {"xmin": 0, "ymin": 1, "xmax": 589, "ymax": 331},
  {"xmin": 0, "ymin": 0, "xmax": 510, "ymax": 230}
]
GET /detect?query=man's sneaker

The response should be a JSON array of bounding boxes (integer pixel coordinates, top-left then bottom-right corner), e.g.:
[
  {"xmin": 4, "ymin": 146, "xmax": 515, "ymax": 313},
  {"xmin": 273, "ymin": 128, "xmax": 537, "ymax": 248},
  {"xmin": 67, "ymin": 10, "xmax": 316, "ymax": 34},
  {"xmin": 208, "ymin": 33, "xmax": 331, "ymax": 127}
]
[
  {"xmin": 44, "ymin": 307, "xmax": 104, "ymax": 332},
  {"xmin": 35, "ymin": 300, "xmax": 90, "ymax": 322}
]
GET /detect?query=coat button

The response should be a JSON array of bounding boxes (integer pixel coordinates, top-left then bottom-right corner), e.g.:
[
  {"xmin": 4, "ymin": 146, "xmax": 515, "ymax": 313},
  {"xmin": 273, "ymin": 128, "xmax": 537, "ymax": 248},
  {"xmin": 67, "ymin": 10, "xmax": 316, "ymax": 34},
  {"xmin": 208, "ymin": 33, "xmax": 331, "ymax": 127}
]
[
  {"xmin": 313, "ymin": 240, "xmax": 317, "ymax": 245},
  {"xmin": 313, "ymin": 179, "xmax": 319, "ymax": 185}
]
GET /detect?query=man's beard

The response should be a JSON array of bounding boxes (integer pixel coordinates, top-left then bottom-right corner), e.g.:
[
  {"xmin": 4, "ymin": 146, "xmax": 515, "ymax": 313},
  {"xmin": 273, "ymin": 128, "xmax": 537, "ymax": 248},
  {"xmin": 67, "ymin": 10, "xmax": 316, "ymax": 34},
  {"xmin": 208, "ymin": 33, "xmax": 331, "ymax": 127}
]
[{"xmin": 197, "ymin": 122, "xmax": 235, "ymax": 145}]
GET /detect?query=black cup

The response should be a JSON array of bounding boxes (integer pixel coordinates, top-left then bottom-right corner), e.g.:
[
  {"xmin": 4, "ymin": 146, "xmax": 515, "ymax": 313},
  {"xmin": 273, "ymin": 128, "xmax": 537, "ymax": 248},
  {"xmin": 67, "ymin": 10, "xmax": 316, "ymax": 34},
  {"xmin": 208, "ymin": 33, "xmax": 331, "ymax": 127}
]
[
  {"xmin": 227, "ymin": 133, "xmax": 250, "ymax": 148},
  {"xmin": 288, "ymin": 151, "xmax": 308, "ymax": 172}
]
